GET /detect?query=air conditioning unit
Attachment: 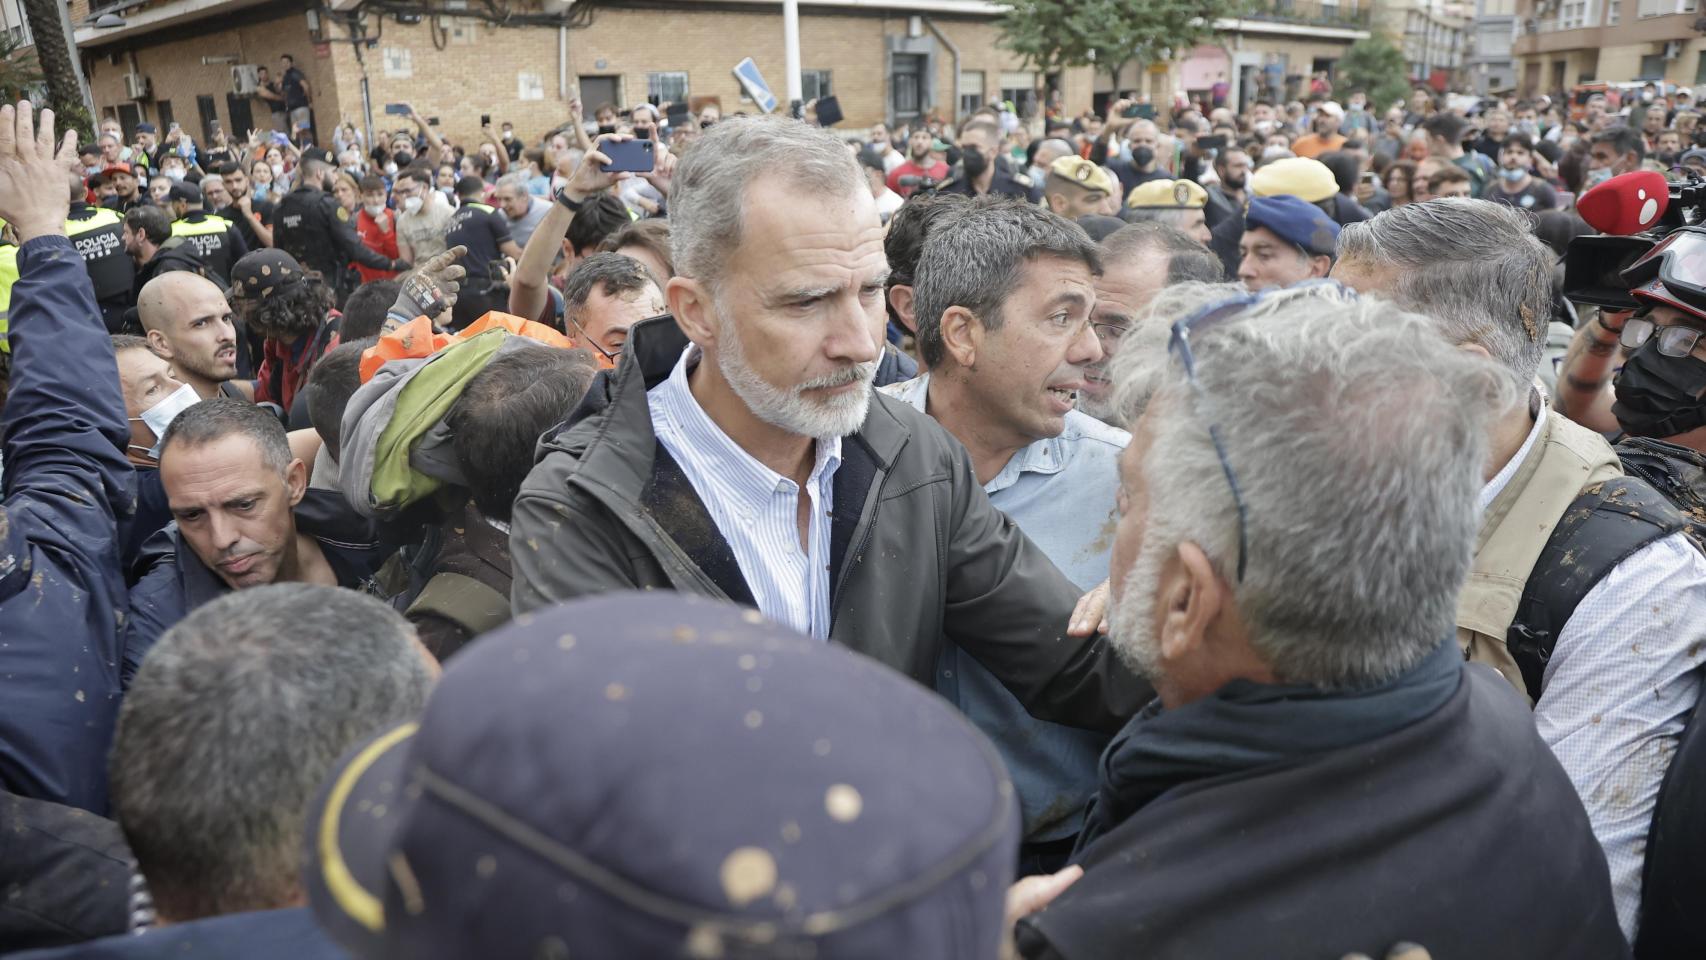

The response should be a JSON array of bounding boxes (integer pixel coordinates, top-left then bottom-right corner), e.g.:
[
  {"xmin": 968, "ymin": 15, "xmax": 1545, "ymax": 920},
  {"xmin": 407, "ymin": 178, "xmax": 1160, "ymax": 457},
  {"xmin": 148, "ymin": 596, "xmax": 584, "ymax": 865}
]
[
  {"xmin": 1664, "ymin": 39, "xmax": 1684, "ymax": 59},
  {"xmin": 231, "ymin": 64, "xmax": 260, "ymax": 95},
  {"xmin": 122, "ymin": 72, "xmax": 150, "ymax": 100}
]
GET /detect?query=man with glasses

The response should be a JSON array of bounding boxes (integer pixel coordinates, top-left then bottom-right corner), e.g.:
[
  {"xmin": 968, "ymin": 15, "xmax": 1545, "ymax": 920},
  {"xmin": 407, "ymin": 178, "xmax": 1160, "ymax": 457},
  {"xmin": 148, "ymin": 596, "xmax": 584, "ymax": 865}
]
[
  {"xmin": 392, "ymin": 168, "xmax": 452, "ymax": 266},
  {"xmin": 1013, "ymin": 282, "xmax": 1628, "ymax": 959},
  {"xmin": 1335, "ymin": 198, "xmax": 1706, "ymax": 944},
  {"xmin": 881, "ymin": 196, "xmax": 1126, "ymax": 872},
  {"xmin": 559, "ymin": 252, "xmax": 664, "ymax": 366}
]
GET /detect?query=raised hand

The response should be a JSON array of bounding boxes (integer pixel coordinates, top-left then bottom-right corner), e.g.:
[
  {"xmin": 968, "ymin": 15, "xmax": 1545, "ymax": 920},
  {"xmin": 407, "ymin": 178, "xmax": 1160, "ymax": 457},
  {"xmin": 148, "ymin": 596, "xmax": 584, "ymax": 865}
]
[{"xmin": 0, "ymin": 101, "xmax": 78, "ymax": 243}]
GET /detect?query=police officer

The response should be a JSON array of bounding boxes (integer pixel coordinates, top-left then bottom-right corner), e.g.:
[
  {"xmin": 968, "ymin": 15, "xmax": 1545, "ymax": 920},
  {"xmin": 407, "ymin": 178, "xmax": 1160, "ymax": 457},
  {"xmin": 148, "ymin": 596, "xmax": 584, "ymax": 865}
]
[
  {"xmin": 65, "ymin": 171, "xmax": 134, "ymax": 332},
  {"xmin": 935, "ymin": 119, "xmax": 1038, "ymax": 202},
  {"xmin": 274, "ymin": 155, "xmax": 406, "ymax": 307},
  {"xmin": 444, "ymin": 175, "xmax": 522, "ymax": 330},
  {"xmin": 166, "ymin": 181, "xmax": 246, "ymax": 287}
]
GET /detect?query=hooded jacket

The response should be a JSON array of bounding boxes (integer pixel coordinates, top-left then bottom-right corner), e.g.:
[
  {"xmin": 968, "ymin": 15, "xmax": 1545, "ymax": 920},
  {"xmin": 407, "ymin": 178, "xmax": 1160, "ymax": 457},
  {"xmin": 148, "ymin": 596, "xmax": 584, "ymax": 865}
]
[{"xmin": 510, "ymin": 315, "xmax": 1150, "ymax": 733}]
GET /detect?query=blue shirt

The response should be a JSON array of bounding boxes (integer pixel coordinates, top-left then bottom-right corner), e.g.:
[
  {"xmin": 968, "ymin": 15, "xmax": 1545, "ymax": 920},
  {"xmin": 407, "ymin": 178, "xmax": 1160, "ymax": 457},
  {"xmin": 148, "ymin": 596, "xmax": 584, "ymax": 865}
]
[
  {"xmin": 882, "ymin": 374, "xmax": 1129, "ymax": 841},
  {"xmin": 650, "ymin": 346, "xmax": 841, "ymax": 640}
]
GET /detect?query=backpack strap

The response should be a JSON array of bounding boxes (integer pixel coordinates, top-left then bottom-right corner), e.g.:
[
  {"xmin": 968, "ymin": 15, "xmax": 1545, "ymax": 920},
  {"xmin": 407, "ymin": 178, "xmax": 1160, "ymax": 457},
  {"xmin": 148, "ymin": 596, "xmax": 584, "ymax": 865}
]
[
  {"xmin": 1505, "ymin": 476, "xmax": 1686, "ymax": 702},
  {"xmin": 405, "ymin": 571, "xmax": 511, "ymax": 638}
]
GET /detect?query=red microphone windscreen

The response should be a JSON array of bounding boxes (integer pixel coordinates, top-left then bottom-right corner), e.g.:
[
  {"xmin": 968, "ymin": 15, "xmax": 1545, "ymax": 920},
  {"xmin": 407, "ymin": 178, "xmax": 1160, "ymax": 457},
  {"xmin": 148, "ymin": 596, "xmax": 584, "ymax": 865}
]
[{"xmin": 1577, "ymin": 171, "xmax": 1669, "ymax": 235}]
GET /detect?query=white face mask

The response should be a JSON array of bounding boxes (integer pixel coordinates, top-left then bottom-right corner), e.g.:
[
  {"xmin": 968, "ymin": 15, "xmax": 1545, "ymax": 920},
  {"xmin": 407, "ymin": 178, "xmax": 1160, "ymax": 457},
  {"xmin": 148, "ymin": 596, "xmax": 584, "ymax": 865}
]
[
  {"xmin": 128, "ymin": 382, "xmax": 200, "ymax": 461},
  {"xmin": 363, "ymin": 202, "xmax": 386, "ymax": 219},
  {"xmin": 270, "ymin": 162, "xmax": 284, "ymax": 177},
  {"xmin": 163, "ymin": 167, "xmax": 185, "ymax": 181},
  {"xmin": 402, "ymin": 195, "xmax": 423, "ymax": 214}
]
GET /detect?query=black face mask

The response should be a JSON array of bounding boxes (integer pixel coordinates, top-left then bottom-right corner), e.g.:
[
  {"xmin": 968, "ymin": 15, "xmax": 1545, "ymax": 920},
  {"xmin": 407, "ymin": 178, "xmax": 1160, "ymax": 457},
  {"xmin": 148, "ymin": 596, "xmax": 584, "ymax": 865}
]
[
  {"xmin": 1613, "ymin": 336, "xmax": 1706, "ymax": 438},
  {"xmin": 1131, "ymin": 146, "xmax": 1156, "ymax": 169},
  {"xmin": 598, "ymin": 123, "xmax": 618, "ymax": 136},
  {"xmin": 635, "ymin": 127, "xmax": 653, "ymax": 140},
  {"xmin": 394, "ymin": 151, "xmax": 415, "ymax": 169},
  {"xmin": 960, "ymin": 147, "xmax": 987, "ymax": 180}
]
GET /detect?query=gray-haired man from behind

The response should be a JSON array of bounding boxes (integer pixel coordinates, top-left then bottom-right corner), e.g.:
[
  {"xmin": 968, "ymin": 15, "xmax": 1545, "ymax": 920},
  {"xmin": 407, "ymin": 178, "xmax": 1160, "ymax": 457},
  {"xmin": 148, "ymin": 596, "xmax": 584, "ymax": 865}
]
[
  {"xmin": 1334, "ymin": 198, "xmax": 1706, "ymax": 941},
  {"xmin": 11, "ymin": 584, "xmax": 437, "ymax": 960},
  {"xmin": 1013, "ymin": 284, "xmax": 1628, "ymax": 959},
  {"xmin": 512, "ymin": 115, "xmax": 1149, "ymax": 734}
]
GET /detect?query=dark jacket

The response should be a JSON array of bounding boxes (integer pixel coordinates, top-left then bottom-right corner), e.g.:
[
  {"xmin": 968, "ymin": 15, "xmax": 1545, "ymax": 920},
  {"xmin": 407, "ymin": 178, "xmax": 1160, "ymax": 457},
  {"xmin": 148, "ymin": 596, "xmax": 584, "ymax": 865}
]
[
  {"xmin": 132, "ymin": 242, "xmax": 208, "ymax": 299},
  {"xmin": 11, "ymin": 908, "xmax": 349, "ymax": 960},
  {"xmin": 274, "ymin": 186, "xmax": 395, "ymax": 302},
  {"xmin": 124, "ymin": 488, "xmax": 387, "ymax": 676},
  {"xmin": 405, "ymin": 500, "xmax": 514, "ymax": 660},
  {"xmin": 1015, "ymin": 666, "xmax": 1630, "ymax": 960},
  {"xmin": 510, "ymin": 316, "xmax": 1149, "ymax": 732},
  {"xmin": 0, "ymin": 790, "xmax": 132, "ymax": 952},
  {"xmin": 0, "ymin": 236, "xmax": 135, "ymax": 814},
  {"xmin": 936, "ymin": 160, "xmax": 1042, "ymax": 203}
]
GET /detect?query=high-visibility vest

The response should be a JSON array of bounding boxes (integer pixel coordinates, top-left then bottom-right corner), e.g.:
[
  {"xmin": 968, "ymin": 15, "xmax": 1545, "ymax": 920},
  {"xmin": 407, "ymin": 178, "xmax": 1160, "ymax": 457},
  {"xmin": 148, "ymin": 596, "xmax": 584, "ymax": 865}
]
[
  {"xmin": 170, "ymin": 214, "xmax": 237, "ymax": 279},
  {"xmin": 65, "ymin": 206, "xmax": 132, "ymax": 303},
  {"xmin": 0, "ymin": 243, "xmax": 18, "ymax": 352}
]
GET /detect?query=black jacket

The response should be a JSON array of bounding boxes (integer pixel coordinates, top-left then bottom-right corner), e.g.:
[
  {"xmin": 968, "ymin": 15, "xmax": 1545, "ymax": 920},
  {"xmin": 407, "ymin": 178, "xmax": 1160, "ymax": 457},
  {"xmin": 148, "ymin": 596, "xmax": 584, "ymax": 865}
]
[
  {"xmin": 132, "ymin": 242, "xmax": 208, "ymax": 299},
  {"xmin": 1016, "ymin": 666, "xmax": 1630, "ymax": 959},
  {"xmin": 511, "ymin": 316, "xmax": 1149, "ymax": 733},
  {"xmin": 274, "ymin": 186, "xmax": 395, "ymax": 297}
]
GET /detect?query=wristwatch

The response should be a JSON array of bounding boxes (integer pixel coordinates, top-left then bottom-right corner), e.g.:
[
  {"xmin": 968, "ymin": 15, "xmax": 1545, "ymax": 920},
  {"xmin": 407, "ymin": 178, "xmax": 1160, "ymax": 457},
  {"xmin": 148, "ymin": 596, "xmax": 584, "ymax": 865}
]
[{"xmin": 554, "ymin": 187, "xmax": 584, "ymax": 212}]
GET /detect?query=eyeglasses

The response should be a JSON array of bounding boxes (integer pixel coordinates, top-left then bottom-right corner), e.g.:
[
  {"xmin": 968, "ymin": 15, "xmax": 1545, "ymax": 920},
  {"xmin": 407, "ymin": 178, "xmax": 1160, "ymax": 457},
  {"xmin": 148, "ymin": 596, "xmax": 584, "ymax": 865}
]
[
  {"xmin": 1622, "ymin": 314, "xmax": 1706, "ymax": 357},
  {"xmin": 1167, "ymin": 279, "xmax": 1355, "ymax": 583}
]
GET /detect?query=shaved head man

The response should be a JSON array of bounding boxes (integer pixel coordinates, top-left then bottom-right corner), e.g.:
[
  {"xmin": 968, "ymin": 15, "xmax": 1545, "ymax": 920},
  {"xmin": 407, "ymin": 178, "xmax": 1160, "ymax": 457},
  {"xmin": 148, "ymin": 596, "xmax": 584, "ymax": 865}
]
[{"xmin": 138, "ymin": 272, "xmax": 241, "ymax": 399}]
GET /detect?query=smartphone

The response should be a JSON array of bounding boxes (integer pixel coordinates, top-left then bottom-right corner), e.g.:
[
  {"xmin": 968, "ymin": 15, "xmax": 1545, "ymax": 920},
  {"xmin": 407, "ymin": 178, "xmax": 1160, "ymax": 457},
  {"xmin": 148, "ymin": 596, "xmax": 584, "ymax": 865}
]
[
  {"xmin": 603, "ymin": 138, "xmax": 655, "ymax": 173},
  {"xmin": 1361, "ymin": 171, "xmax": 1380, "ymax": 186},
  {"xmin": 1198, "ymin": 134, "xmax": 1227, "ymax": 152},
  {"xmin": 481, "ymin": 113, "xmax": 491, "ymax": 127},
  {"xmin": 384, "ymin": 103, "xmax": 410, "ymax": 115},
  {"xmin": 1134, "ymin": 104, "xmax": 1156, "ymax": 120},
  {"xmin": 427, "ymin": 116, "xmax": 440, "ymax": 127},
  {"xmin": 815, "ymin": 95, "xmax": 844, "ymax": 127},
  {"xmin": 1122, "ymin": 103, "xmax": 1142, "ymax": 119}
]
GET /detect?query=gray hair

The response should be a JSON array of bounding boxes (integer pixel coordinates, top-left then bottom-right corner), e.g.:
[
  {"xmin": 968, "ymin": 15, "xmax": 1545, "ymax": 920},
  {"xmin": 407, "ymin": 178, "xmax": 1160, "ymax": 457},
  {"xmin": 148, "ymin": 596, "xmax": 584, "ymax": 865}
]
[
  {"xmin": 108, "ymin": 584, "xmax": 434, "ymax": 921},
  {"xmin": 160, "ymin": 397, "xmax": 292, "ymax": 475},
  {"xmin": 494, "ymin": 171, "xmax": 531, "ymax": 193},
  {"xmin": 1336, "ymin": 198, "xmax": 1552, "ymax": 392},
  {"xmin": 1113, "ymin": 284, "xmax": 1513, "ymax": 687},
  {"xmin": 913, "ymin": 197, "xmax": 1102, "ymax": 369},
  {"xmin": 1101, "ymin": 222, "xmax": 1225, "ymax": 286},
  {"xmin": 669, "ymin": 115, "xmax": 866, "ymax": 286}
]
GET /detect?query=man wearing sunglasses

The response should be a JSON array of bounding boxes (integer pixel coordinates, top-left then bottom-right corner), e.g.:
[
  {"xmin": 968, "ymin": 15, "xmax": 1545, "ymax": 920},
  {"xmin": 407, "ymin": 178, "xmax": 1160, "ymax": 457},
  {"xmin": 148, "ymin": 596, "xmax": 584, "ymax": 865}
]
[{"xmin": 1335, "ymin": 198, "xmax": 1706, "ymax": 944}]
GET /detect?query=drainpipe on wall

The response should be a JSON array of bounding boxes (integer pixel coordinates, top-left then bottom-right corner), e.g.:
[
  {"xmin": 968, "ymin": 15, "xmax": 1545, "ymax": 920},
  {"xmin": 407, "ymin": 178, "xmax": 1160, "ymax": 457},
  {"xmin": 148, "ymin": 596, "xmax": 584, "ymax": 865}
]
[
  {"xmin": 922, "ymin": 17, "xmax": 961, "ymax": 122},
  {"xmin": 559, "ymin": 23, "xmax": 569, "ymax": 100}
]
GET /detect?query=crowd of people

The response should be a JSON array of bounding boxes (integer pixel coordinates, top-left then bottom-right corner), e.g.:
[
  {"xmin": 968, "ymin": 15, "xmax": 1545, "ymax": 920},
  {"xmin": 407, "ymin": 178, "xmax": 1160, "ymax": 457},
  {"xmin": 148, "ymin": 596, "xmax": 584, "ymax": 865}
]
[{"xmin": 0, "ymin": 62, "xmax": 1703, "ymax": 960}]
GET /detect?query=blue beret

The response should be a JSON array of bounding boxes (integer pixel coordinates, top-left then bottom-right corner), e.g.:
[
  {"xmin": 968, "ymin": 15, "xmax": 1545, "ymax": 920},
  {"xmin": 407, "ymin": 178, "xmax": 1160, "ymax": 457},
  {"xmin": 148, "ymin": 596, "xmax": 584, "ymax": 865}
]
[
  {"xmin": 305, "ymin": 593, "xmax": 1020, "ymax": 960},
  {"xmin": 1245, "ymin": 194, "xmax": 1341, "ymax": 259}
]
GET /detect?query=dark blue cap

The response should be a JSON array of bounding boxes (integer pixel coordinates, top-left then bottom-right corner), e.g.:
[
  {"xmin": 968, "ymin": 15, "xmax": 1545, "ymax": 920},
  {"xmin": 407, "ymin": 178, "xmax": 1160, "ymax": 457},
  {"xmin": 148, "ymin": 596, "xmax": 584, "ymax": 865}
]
[
  {"xmin": 135, "ymin": 122, "xmax": 157, "ymax": 134},
  {"xmin": 304, "ymin": 593, "xmax": 1019, "ymax": 959},
  {"xmin": 1245, "ymin": 194, "xmax": 1341, "ymax": 259}
]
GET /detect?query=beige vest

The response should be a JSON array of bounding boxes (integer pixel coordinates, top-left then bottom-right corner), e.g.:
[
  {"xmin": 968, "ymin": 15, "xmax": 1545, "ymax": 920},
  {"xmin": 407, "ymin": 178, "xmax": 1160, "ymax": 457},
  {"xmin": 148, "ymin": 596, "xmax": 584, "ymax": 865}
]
[{"xmin": 1457, "ymin": 409, "xmax": 1624, "ymax": 700}]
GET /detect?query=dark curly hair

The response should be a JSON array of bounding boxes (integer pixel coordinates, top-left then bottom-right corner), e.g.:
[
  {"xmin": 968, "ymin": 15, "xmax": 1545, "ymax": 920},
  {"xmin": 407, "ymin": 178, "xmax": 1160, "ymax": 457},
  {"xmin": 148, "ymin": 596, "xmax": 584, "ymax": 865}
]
[{"xmin": 238, "ymin": 278, "xmax": 334, "ymax": 343}]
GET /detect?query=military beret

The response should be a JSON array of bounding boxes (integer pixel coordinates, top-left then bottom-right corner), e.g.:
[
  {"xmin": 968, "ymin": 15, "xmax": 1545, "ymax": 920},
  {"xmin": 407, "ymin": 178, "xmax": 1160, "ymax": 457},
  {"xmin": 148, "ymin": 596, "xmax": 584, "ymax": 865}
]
[
  {"xmin": 1250, "ymin": 156, "xmax": 1340, "ymax": 203},
  {"xmin": 304, "ymin": 593, "xmax": 1020, "ymax": 960},
  {"xmin": 1048, "ymin": 155, "xmax": 1117, "ymax": 196},
  {"xmin": 1125, "ymin": 178, "xmax": 1209, "ymax": 209},
  {"xmin": 1245, "ymin": 194, "xmax": 1341, "ymax": 259},
  {"xmin": 229, "ymin": 248, "xmax": 309, "ymax": 300}
]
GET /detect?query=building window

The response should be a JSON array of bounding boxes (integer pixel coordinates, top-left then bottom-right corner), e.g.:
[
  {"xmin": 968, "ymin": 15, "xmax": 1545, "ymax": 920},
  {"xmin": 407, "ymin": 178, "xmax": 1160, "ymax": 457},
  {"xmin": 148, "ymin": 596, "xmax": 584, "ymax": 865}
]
[
  {"xmin": 1560, "ymin": 0, "xmax": 1587, "ymax": 26},
  {"xmin": 801, "ymin": 70, "xmax": 832, "ymax": 102},
  {"xmin": 891, "ymin": 54, "xmax": 926, "ymax": 121},
  {"xmin": 999, "ymin": 70, "xmax": 1038, "ymax": 119},
  {"xmin": 1639, "ymin": 53, "xmax": 1665, "ymax": 78},
  {"xmin": 156, "ymin": 100, "xmax": 174, "ymax": 132},
  {"xmin": 648, "ymin": 71, "xmax": 689, "ymax": 105},
  {"xmin": 960, "ymin": 69, "xmax": 985, "ymax": 116}
]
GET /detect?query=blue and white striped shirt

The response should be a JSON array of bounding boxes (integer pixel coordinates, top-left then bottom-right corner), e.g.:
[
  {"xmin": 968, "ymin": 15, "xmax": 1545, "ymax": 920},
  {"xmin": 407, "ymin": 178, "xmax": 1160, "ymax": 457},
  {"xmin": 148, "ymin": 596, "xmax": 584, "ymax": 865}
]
[{"xmin": 649, "ymin": 346, "xmax": 841, "ymax": 640}]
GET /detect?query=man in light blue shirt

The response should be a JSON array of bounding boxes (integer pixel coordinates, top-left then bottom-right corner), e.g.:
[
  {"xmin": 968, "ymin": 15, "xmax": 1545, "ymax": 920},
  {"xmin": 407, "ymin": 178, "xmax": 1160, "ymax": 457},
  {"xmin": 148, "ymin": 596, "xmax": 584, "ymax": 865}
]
[{"xmin": 883, "ymin": 197, "xmax": 1127, "ymax": 869}]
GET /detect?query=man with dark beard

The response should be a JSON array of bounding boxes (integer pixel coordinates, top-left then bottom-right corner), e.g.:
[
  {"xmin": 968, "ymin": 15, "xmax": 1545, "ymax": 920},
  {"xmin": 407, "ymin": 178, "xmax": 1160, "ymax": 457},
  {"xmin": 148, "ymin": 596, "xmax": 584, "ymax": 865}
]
[
  {"xmin": 1012, "ymin": 283, "xmax": 1629, "ymax": 959},
  {"xmin": 513, "ymin": 116, "xmax": 1148, "ymax": 736},
  {"xmin": 228, "ymin": 249, "xmax": 339, "ymax": 423}
]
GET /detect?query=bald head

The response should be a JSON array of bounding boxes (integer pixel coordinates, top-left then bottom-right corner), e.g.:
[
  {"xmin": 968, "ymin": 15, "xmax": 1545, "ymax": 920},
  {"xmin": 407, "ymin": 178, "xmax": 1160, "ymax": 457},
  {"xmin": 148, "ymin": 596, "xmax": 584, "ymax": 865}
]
[
  {"xmin": 1034, "ymin": 138, "xmax": 1075, "ymax": 170},
  {"xmin": 139, "ymin": 272, "xmax": 239, "ymax": 394}
]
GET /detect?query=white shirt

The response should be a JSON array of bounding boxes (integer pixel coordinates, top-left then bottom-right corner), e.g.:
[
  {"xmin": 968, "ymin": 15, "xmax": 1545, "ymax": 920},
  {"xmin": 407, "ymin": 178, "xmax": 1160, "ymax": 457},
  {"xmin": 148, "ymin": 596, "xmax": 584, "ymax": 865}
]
[
  {"xmin": 1484, "ymin": 408, "xmax": 1706, "ymax": 939},
  {"xmin": 648, "ymin": 346, "xmax": 841, "ymax": 640}
]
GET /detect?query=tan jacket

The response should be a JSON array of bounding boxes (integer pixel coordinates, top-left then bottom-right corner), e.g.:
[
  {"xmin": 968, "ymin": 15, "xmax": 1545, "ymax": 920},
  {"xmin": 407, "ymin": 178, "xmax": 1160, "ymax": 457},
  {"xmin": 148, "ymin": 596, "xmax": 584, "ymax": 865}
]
[{"xmin": 1457, "ymin": 408, "xmax": 1624, "ymax": 697}]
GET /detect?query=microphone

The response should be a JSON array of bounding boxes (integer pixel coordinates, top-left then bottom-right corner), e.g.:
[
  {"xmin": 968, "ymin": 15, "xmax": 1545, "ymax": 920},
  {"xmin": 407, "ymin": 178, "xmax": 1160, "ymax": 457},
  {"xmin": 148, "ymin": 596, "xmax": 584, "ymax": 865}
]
[{"xmin": 1578, "ymin": 170, "xmax": 1669, "ymax": 236}]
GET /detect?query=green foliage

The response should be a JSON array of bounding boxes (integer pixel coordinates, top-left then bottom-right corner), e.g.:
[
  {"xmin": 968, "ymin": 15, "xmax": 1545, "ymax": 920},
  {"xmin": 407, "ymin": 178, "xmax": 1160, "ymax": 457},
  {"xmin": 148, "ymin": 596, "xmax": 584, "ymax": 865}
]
[
  {"xmin": 999, "ymin": 0, "xmax": 1250, "ymax": 84},
  {"xmin": 0, "ymin": 33, "xmax": 42, "ymax": 104},
  {"xmin": 1337, "ymin": 36, "xmax": 1412, "ymax": 113}
]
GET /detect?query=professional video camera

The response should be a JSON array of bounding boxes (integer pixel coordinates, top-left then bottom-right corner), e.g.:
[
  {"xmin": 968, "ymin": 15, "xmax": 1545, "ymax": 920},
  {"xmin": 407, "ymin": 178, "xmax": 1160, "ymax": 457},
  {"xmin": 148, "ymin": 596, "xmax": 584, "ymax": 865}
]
[
  {"xmin": 1564, "ymin": 169, "xmax": 1706, "ymax": 311},
  {"xmin": 896, "ymin": 174, "xmax": 942, "ymax": 192}
]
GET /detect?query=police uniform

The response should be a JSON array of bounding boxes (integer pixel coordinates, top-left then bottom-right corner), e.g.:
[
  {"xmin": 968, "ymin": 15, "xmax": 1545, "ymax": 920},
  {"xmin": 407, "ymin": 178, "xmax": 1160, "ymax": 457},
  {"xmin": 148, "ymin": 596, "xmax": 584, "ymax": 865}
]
[
  {"xmin": 274, "ymin": 184, "xmax": 400, "ymax": 306},
  {"xmin": 444, "ymin": 198, "xmax": 514, "ymax": 331},
  {"xmin": 168, "ymin": 205, "xmax": 247, "ymax": 288},
  {"xmin": 936, "ymin": 157, "xmax": 1041, "ymax": 202},
  {"xmin": 65, "ymin": 201, "xmax": 133, "ymax": 333},
  {"xmin": 0, "ymin": 241, "xmax": 16, "ymax": 351}
]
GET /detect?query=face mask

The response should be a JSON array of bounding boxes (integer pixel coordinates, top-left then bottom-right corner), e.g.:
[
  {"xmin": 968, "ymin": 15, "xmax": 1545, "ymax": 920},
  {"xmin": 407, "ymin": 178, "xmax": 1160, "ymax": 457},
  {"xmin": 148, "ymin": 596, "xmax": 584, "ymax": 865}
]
[
  {"xmin": 1613, "ymin": 335, "xmax": 1706, "ymax": 437},
  {"xmin": 1131, "ymin": 146, "xmax": 1156, "ymax": 168},
  {"xmin": 163, "ymin": 168, "xmax": 185, "ymax": 181},
  {"xmin": 384, "ymin": 162, "xmax": 399, "ymax": 177},
  {"xmin": 364, "ymin": 203, "xmax": 386, "ymax": 219},
  {"xmin": 1518, "ymin": 120, "xmax": 1539, "ymax": 136},
  {"xmin": 1585, "ymin": 167, "xmax": 1613, "ymax": 189},
  {"xmin": 403, "ymin": 195, "xmax": 423, "ymax": 214},
  {"xmin": 635, "ymin": 127, "xmax": 652, "ymax": 140},
  {"xmin": 394, "ymin": 152, "xmax": 415, "ymax": 168},
  {"xmin": 270, "ymin": 163, "xmax": 284, "ymax": 178},
  {"xmin": 128, "ymin": 382, "xmax": 200, "ymax": 461},
  {"xmin": 960, "ymin": 148, "xmax": 987, "ymax": 180},
  {"xmin": 502, "ymin": 130, "xmax": 513, "ymax": 141},
  {"xmin": 598, "ymin": 123, "xmax": 618, "ymax": 136},
  {"xmin": 1499, "ymin": 166, "xmax": 1526, "ymax": 182}
]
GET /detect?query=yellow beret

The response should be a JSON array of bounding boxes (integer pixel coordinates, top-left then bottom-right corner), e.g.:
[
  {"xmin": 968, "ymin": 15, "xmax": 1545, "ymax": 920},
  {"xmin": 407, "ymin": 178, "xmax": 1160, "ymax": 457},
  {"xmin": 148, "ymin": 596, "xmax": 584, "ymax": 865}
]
[
  {"xmin": 1124, "ymin": 179, "xmax": 1208, "ymax": 209},
  {"xmin": 1249, "ymin": 157, "xmax": 1339, "ymax": 203},
  {"xmin": 1048, "ymin": 155, "xmax": 1117, "ymax": 196}
]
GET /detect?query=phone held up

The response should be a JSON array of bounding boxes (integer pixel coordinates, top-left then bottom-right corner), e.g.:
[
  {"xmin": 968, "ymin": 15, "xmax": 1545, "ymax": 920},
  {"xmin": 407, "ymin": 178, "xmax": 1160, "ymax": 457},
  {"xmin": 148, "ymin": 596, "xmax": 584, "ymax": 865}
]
[{"xmin": 602, "ymin": 138, "xmax": 655, "ymax": 173}]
